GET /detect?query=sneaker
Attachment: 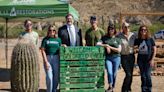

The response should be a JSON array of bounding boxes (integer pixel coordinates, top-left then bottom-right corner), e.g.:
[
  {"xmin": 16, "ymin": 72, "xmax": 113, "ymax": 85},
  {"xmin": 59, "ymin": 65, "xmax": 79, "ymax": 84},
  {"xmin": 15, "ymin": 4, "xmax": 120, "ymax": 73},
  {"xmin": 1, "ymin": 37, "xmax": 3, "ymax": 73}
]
[{"xmin": 105, "ymin": 84, "xmax": 113, "ymax": 92}]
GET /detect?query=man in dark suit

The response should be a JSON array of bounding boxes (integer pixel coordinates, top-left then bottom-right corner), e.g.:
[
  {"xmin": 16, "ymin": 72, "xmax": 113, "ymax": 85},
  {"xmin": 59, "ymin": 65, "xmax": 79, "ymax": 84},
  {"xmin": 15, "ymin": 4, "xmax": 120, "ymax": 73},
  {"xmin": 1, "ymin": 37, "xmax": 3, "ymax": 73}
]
[{"xmin": 58, "ymin": 14, "xmax": 82, "ymax": 46}]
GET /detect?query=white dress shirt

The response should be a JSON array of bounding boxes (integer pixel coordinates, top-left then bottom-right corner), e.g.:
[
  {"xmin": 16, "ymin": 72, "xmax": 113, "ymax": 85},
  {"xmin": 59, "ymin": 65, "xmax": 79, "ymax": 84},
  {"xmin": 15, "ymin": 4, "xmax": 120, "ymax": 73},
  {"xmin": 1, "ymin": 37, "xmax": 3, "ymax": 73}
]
[{"xmin": 67, "ymin": 24, "xmax": 76, "ymax": 46}]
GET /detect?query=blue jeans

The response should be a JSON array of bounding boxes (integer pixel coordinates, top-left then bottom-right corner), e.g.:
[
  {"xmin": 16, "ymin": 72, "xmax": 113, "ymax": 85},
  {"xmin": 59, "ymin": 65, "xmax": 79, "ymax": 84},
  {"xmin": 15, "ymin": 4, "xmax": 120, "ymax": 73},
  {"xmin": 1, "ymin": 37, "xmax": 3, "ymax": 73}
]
[
  {"xmin": 138, "ymin": 54, "xmax": 152, "ymax": 92},
  {"xmin": 105, "ymin": 56, "xmax": 121, "ymax": 88},
  {"xmin": 44, "ymin": 55, "xmax": 59, "ymax": 92},
  {"xmin": 121, "ymin": 54, "xmax": 135, "ymax": 92}
]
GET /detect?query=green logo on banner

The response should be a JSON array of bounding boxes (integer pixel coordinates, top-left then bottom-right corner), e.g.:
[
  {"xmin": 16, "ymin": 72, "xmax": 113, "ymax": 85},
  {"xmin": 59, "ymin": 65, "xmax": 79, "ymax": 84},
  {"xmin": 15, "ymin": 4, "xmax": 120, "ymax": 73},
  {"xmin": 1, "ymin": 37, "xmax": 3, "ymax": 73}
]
[{"xmin": 10, "ymin": 7, "xmax": 16, "ymax": 16}]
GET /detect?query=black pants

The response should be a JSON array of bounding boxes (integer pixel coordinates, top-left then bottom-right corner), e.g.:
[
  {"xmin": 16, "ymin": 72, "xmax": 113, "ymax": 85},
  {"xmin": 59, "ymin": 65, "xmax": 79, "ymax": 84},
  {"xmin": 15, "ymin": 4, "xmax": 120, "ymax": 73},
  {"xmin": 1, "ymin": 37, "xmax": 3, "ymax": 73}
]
[
  {"xmin": 121, "ymin": 54, "xmax": 135, "ymax": 92},
  {"xmin": 138, "ymin": 54, "xmax": 152, "ymax": 92}
]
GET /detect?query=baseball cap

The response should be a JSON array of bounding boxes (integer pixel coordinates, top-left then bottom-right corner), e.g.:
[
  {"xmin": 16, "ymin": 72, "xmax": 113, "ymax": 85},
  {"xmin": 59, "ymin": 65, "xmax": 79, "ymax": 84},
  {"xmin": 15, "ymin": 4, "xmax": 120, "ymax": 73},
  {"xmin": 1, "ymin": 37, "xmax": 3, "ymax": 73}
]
[{"xmin": 90, "ymin": 16, "xmax": 97, "ymax": 21}]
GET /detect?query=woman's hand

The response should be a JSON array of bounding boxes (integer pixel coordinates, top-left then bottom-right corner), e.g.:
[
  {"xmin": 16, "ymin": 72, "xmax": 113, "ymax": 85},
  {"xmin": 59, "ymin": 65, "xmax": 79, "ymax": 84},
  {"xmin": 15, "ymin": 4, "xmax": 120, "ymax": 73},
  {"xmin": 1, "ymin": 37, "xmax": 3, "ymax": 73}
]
[
  {"xmin": 102, "ymin": 44, "xmax": 110, "ymax": 48},
  {"xmin": 106, "ymin": 47, "xmax": 111, "ymax": 54},
  {"xmin": 149, "ymin": 60, "xmax": 154, "ymax": 67},
  {"xmin": 61, "ymin": 44, "xmax": 67, "ymax": 47},
  {"xmin": 134, "ymin": 46, "xmax": 139, "ymax": 54},
  {"xmin": 96, "ymin": 43, "xmax": 111, "ymax": 54},
  {"xmin": 45, "ymin": 62, "xmax": 50, "ymax": 70}
]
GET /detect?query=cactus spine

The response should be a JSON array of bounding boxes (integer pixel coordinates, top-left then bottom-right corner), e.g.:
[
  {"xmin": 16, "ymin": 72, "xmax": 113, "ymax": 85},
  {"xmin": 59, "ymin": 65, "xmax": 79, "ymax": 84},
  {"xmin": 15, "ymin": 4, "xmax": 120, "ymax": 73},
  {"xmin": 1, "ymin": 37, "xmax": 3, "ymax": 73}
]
[{"xmin": 11, "ymin": 42, "xmax": 39, "ymax": 92}]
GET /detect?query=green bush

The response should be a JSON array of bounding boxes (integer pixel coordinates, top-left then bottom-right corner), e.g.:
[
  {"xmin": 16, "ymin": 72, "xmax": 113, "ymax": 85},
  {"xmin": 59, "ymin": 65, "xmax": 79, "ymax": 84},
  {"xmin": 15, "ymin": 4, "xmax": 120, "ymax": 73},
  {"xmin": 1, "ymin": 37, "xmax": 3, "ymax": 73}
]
[
  {"xmin": 129, "ymin": 22, "xmax": 164, "ymax": 35},
  {"xmin": 1, "ymin": 28, "xmax": 47, "ymax": 38},
  {"xmin": 149, "ymin": 22, "xmax": 164, "ymax": 34},
  {"xmin": 8, "ymin": 28, "xmax": 24, "ymax": 38}
]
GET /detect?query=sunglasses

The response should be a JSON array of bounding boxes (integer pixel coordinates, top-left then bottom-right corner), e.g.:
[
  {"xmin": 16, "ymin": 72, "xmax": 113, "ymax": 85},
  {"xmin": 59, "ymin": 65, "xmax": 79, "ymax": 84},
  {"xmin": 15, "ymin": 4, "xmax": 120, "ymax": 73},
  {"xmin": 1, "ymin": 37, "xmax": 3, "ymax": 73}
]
[
  {"xmin": 108, "ymin": 27, "xmax": 114, "ymax": 30},
  {"xmin": 141, "ymin": 29, "xmax": 147, "ymax": 32},
  {"xmin": 26, "ymin": 23, "xmax": 32, "ymax": 26},
  {"xmin": 48, "ymin": 30, "xmax": 56, "ymax": 32},
  {"xmin": 124, "ymin": 26, "xmax": 129, "ymax": 29}
]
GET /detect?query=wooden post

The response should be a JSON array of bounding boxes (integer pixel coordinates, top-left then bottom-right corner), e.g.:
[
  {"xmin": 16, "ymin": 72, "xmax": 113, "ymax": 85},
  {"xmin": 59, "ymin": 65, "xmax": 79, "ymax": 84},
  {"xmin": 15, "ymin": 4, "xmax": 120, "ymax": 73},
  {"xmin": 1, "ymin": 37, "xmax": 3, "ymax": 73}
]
[
  {"xmin": 5, "ymin": 18, "xmax": 8, "ymax": 68},
  {"xmin": 102, "ymin": 16, "xmax": 105, "ymax": 29},
  {"xmin": 119, "ymin": 12, "xmax": 123, "ymax": 32}
]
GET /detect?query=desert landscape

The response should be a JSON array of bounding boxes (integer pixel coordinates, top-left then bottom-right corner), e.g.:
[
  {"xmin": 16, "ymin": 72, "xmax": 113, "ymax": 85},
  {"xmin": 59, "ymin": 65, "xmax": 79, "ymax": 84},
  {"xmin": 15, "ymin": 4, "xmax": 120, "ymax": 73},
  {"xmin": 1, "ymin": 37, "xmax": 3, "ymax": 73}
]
[{"xmin": 0, "ymin": 38, "xmax": 164, "ymax": 92}]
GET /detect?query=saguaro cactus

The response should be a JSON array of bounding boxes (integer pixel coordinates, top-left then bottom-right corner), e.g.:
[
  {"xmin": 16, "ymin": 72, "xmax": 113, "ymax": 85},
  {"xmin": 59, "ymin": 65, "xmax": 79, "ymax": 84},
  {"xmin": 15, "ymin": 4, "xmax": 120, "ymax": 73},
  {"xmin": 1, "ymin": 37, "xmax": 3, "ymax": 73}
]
[{"xmin": 11, "ymin": 41, "xmax": 39, "ymax": 92}]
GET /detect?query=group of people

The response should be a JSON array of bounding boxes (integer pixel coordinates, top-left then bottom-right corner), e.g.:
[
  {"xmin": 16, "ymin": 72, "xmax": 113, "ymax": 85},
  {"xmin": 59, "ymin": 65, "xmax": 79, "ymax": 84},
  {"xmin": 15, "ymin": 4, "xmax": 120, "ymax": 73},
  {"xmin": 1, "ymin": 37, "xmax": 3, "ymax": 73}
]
[{"xmin": 19, "ymin": 13, "xmax": 156, "ymax": 92}]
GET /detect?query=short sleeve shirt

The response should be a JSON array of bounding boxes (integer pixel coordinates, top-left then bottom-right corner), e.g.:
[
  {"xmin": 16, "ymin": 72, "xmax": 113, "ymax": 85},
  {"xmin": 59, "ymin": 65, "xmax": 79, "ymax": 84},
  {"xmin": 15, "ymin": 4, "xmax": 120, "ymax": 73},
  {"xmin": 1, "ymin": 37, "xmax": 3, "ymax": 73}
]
[
  {"xmin": 134, "ymin": 38, "xmax": 155, "ymax": 58},
  {"xmin": 101, "ymin": 35, "xmax": 121, "ymax": 57},
  {"xmin": 19, "ymin": 31, "xmax": 39, "ymax": 46},
  {"xmin": 85, "ymin": 27, "xmax": 105, "ymax": 46},
  {"xmin": 41, "ymin": 37, "xmax": 61, "ymax": 55}
]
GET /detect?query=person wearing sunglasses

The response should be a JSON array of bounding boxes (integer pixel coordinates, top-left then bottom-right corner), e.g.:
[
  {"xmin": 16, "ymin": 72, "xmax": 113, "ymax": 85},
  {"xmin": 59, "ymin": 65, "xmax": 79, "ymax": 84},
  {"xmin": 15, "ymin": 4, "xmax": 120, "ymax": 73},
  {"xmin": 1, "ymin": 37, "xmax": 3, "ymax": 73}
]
[
  {"xmin": 134, "ymin": 25, "xmax": 156, "ymax": 92},
  {"xmin": 97, "ymin": 24, "xmax": 121, "ymax": 92},
  {"xmin": 117, "ymin": 22, "xmax": 137, "ymax": 92},
  {"xmin": 40, "ymin": 25, "xmax": 62, "ymax": 92},
  {"xmin": 19, "ymin": 19, "xmax": 39, "ymax": 46}
]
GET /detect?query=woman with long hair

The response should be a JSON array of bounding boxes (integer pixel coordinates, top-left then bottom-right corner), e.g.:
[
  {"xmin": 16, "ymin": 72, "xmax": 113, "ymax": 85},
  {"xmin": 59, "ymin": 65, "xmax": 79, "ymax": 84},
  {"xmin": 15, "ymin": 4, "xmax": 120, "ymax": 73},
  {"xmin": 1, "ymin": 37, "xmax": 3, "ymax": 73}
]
[
  {"xmin": 134, "ymin": 25, "xmax": 156, "ymax": 92},
  {"xmin": 97, "ymin": 24, "xmax": 121, "ymax": 92},
  {"xmin": 40, "ymin": 25, "xmax": 62, "ymax": 92}
]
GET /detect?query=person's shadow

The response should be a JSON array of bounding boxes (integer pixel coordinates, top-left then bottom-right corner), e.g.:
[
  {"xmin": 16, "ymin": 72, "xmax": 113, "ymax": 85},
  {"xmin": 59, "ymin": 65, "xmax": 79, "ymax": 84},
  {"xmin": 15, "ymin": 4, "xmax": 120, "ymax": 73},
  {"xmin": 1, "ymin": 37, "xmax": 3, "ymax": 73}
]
[
  {"xmin": 0, "ymin": 68, "xmax": 10, "ymax": 82},
  {"xmin": 0, "ymin": 68, "xmax": 11, "ymax": 91},
  {"xmin": 0, "ymin": 68, "xmax": 47, "ymax": 92}
]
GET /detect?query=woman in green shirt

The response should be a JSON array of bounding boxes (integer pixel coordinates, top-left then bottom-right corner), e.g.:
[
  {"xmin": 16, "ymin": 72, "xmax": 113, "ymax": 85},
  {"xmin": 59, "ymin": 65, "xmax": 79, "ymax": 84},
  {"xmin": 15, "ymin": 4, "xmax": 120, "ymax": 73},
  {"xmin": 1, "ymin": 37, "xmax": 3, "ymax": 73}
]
[
  {"xmin": 40, "ymin": 25, "xmax": 61, "ymax": 92},
  {"xmin": 97, "ymin": 24, "xmax": 121, "ymax": 92}
]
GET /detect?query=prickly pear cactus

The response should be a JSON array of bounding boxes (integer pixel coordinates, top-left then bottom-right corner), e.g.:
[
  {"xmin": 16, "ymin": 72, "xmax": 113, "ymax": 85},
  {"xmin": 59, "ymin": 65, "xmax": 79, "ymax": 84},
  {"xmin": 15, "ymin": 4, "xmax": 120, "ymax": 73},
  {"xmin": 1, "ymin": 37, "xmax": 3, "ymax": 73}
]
[{"xmin": 11, "ymin": 41, "xmax": 39, "ymax": 92}]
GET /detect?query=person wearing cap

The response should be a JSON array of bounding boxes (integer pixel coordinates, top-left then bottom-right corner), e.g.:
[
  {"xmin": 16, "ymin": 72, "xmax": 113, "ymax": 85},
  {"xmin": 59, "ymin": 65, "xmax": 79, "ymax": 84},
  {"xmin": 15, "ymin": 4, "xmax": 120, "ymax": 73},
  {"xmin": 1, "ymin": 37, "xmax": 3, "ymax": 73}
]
[
  {"xmin": 97, "ymin": 24, "xmax": 121, "ymax": 92},
  {"xmin": 40, "ymin": 25, "xmax": 62, "ymax": 92},
  {"xmin": 85, "ymin": 16, "xmax": 105, "ymax": 46},
  {"xmin": 117, "ymin": 22, "xmax": 137, "ymax": 92},
  {"xmin": 58, "ymin": 14, "xmax": 82, "ymax": 46}
]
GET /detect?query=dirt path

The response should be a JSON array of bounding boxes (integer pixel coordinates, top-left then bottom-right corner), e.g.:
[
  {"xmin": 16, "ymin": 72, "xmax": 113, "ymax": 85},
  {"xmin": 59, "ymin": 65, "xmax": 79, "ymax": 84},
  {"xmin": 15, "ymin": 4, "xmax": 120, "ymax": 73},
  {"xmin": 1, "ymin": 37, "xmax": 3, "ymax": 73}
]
[{"xmin": 1, "ymin": 63, "xmax": 164, "ymax": 92}]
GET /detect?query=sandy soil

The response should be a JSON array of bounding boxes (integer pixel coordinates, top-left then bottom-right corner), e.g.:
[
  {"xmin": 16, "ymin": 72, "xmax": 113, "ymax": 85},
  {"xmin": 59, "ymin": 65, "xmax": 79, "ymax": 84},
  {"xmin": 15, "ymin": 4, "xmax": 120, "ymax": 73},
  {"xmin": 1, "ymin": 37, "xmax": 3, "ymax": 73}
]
[{"xmin": 0, "ymin": 39, "xmax": 164, "ymax": 92}]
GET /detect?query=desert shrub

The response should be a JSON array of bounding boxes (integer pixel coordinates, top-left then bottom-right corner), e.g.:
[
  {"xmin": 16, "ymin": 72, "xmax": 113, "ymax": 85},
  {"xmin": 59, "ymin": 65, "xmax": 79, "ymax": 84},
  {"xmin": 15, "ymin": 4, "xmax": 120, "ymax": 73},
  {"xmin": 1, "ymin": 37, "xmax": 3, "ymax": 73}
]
[
  {"xmin": 2, "ymin": 28, "xmax": 47, "ymax": 38},
  {"xmin": 8, "ymin": 28, "xmax": 24, "ymax": 38}
]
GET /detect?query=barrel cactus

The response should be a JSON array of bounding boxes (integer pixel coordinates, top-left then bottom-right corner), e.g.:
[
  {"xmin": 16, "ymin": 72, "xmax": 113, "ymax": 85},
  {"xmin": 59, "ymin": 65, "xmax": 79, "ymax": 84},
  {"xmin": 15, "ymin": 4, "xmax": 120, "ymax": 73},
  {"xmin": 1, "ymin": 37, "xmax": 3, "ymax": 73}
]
[{"xmin": 11, "ymin": 41, "xmax": 39, "ymax": 92}]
